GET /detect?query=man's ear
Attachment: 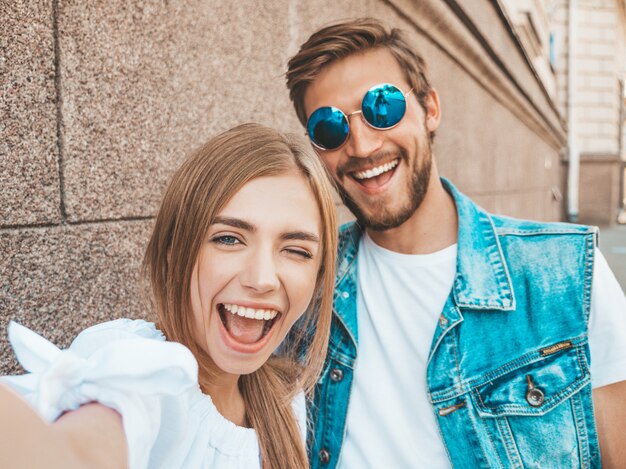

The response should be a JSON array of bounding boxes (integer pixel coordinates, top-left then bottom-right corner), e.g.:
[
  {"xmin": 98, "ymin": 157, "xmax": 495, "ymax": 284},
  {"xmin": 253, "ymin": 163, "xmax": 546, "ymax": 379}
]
[{"xmin": 424, "ymin": 89, "xmax": 442, "ymax": 133}]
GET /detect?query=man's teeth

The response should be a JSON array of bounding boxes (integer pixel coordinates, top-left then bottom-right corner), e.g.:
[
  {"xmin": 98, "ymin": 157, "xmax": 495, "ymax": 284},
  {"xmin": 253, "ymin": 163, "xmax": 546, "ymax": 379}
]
[
  {"xmin": 353, "ymin": 159, "xmax": 399, "ymax": 180},
  {"xmin": 223, "ymin": 303, "xmax": 278, "ymax": 321}
]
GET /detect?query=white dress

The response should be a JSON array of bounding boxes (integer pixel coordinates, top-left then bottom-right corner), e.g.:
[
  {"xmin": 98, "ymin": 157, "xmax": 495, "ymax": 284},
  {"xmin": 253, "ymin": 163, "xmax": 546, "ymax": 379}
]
[{"xmin": 1, "ymin": 319, "xmax": 306, "ymax": 469}]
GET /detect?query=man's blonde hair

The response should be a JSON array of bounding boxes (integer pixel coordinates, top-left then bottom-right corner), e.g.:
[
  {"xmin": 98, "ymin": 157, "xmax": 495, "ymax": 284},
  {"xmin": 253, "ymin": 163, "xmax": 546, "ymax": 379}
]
[{"xmin": 286, "ymin": 18, "xmax": 433, "ymax": 127}]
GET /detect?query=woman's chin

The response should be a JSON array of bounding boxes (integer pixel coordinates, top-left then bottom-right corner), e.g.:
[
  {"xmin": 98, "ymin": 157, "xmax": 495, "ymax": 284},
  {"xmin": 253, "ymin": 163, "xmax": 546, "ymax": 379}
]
[
  {"xmin": 203, "ymin": 318, "xmax": 277, "ymax": 376},
  {"xmin": 211, "ymin": 352, "xmax": 270, "ymax": 377}
]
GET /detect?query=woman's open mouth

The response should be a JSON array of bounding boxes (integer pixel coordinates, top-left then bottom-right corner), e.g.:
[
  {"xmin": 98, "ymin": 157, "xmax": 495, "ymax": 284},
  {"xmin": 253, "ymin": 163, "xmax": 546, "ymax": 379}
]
[{"xmin": 217, "ymin": 303, "xmax": 281, "ymax": 347}]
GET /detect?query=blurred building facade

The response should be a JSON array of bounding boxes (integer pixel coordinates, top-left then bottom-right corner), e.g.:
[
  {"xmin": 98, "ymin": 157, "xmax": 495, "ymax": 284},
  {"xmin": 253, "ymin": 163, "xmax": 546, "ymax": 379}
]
[
  {"xmin": 502, "ymin": 0, "xmax": 626, "ymax": 225},
  {"xmin": 1, "ymin": 0, "xmax": 624, "ymax": 372}
]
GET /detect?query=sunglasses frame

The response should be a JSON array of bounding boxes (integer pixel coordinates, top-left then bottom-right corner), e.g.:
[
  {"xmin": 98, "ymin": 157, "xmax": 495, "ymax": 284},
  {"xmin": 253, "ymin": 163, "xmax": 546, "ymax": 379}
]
[{"xmin": 306, "ymin": 83, "xmax": 414, "ymax": 151}]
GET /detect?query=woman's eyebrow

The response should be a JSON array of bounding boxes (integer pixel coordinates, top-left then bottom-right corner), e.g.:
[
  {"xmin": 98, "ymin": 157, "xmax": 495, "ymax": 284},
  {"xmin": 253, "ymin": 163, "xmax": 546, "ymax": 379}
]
[
  {"xmin": 212, "ymin": 216, "xmax": 255, "ymax": 231},
  {"xmin": 281, "ymin": 231, "xmax": 320, "ymax": 243}
]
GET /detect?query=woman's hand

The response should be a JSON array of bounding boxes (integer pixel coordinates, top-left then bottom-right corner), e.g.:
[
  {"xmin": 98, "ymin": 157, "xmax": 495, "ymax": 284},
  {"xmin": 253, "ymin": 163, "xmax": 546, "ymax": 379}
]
[{"xmin": 0, "ymin": 383, "xmax": 127, "ymax": 469}]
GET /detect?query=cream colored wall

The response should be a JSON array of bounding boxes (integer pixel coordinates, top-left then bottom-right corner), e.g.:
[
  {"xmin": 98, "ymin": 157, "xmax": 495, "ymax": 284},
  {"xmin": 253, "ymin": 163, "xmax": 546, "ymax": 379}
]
[
  {"xmin": 576, "ymin": 0, "xmax": 625, "ymax": 155},
  {"xmin": 574, "ymin": 0, "xmax": 626, "ymax": 224}
]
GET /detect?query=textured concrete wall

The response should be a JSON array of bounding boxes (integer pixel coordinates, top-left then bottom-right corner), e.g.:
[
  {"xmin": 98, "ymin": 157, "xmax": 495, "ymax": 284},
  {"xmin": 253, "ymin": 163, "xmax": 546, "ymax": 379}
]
[
  {"xmin": 1, "ymin": 0, "xmax": 565, "ymax": 373},
  {"xmin": 1, "ymin": 1, "xmax": 60, "ymax": 226}
]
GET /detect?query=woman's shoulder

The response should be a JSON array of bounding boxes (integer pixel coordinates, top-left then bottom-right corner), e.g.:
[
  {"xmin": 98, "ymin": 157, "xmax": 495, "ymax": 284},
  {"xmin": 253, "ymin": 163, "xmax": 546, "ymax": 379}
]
[
  {"xmin": 67, "ymin": 318, "xmax": 166, "ymax": 357},
  {"xmin": 79, "ymin": 318, "xmax": 164, "ymax": 339}
]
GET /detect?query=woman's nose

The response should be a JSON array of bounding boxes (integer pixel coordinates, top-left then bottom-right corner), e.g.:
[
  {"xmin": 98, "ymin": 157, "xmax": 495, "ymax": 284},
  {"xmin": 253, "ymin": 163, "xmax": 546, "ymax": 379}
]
[{"xmin": 239, "ymin": 249, "xmax": 280, "ymax": 293}]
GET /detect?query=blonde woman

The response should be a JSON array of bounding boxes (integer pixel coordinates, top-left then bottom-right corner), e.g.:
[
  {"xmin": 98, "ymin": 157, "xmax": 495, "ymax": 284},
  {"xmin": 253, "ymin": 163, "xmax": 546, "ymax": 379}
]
[{"xmin": 0, "ymin": 123, "xmax": 337, "ymax": 469}]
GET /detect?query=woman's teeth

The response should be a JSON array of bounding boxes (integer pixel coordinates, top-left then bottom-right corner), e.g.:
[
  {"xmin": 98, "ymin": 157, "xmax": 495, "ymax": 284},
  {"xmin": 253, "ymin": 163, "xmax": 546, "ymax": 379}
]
[
  {"xmin": 353, "ymin": 159, "xmax": 399, "ymax": 180},
  {"xmin": 222, "ymin": 303, "xmax": 278, "ymax": 321}
]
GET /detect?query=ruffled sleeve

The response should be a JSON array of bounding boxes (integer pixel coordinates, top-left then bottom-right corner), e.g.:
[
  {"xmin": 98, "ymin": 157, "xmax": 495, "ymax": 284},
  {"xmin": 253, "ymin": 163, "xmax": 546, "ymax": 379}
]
[{"xmin": 1, "ymin": 319, "xmax": 198, "ymax": 469}]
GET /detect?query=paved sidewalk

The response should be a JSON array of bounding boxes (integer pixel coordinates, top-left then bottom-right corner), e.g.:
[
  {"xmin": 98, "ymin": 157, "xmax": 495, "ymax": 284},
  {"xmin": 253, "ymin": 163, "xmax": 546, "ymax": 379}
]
[{"xmin": 597, "ymin": 224, "xmax": 626, "ymax": 291}]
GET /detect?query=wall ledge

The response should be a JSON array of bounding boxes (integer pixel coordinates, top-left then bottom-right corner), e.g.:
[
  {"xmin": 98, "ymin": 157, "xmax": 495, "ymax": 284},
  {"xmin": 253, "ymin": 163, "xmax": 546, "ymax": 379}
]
[{"xmin": 386, "ymin": 0, "xmax": 567, "ymax": 149}]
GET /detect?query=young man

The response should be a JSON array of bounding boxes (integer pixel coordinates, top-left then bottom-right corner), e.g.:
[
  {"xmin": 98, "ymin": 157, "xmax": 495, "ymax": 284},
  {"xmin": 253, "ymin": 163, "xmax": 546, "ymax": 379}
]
[{"xmin": 286, "ymin": 18, "xmax": 626, "ymax": 468}]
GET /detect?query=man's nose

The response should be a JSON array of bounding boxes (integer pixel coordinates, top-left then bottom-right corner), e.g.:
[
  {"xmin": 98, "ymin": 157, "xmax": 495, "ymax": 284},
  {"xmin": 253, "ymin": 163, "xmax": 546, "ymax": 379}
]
[
  {"xmin": 344, "ymin": 112, "xmax": 384, "ymax": 158},
  {"xmin": 239, "ymin": 249, "xmax": 280, "ymax": 294}
]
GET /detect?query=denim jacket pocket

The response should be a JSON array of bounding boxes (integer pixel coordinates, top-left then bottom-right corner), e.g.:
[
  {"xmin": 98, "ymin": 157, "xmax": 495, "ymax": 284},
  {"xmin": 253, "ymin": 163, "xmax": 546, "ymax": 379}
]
[
  {"xmin": 472, "ymin": 343, "xmax": 590, "ymax": 417},
  {"xmin": 467, "ymin": 343, "xmax": 598, "ymax": 469}
]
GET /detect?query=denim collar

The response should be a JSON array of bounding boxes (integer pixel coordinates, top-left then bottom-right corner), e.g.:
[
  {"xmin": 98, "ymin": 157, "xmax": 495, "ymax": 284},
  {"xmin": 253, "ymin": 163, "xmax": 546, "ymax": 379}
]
[{"xmin": 442, "ymin": 178, "xmax": 515, "ymax": 311}]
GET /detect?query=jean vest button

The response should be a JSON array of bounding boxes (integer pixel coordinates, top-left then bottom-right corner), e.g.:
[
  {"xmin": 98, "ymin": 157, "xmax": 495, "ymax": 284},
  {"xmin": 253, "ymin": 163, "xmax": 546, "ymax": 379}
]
[
  {"xmin": 319, "ymin": 449, "xmax": 331, "ymax": 464},
  {"xmin": 330, "ymin": 368, "xmax": 344, "ymax": 382},
  {"xmin": 526, "ymin": 388, "xmax": 545, "ymax": 407}
]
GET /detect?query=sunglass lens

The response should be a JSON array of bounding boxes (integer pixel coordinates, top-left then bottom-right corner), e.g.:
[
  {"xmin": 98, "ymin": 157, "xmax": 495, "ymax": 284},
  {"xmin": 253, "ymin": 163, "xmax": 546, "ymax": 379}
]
[
  {"xmin": 307, "ymin": 107, "xmax": 349, "ymax": 150},
  {"xmin": 361, "ymin": 84, "xmax": 407, "ymax": 129}
]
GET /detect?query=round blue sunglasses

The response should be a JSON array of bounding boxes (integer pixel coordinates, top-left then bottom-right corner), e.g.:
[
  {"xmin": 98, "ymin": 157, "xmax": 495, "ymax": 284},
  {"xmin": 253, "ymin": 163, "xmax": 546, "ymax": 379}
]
[{"xmin": 306, "ymin": 83, "xmax": 414, "ymax": 151}]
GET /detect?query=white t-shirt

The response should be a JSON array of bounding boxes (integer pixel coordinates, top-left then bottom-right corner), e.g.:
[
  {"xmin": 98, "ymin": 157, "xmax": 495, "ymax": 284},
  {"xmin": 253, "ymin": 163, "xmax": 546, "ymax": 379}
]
[{"xmin": 338, "ymin": 234, "xmax": 626, "ymax": 469}]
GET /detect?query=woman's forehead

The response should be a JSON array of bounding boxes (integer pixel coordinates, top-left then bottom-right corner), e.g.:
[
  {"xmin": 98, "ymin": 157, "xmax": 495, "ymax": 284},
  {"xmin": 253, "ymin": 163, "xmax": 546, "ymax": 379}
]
[{"xmin": 215, "ymin": 173, "xmax": 322, "ymax": 235}]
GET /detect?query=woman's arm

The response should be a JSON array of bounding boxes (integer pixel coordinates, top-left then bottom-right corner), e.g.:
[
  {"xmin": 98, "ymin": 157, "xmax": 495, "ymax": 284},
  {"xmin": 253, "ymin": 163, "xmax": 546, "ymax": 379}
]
[{"xmin": 0, "ymin": 384, "xmax": 127, "ymax": 469}]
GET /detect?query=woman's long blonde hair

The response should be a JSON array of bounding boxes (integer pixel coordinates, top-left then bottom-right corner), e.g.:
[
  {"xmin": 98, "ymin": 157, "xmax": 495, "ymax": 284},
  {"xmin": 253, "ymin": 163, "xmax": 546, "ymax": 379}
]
[{"xmin": 143, "ymin": 123, "xmax": 337, "ymax": 468}]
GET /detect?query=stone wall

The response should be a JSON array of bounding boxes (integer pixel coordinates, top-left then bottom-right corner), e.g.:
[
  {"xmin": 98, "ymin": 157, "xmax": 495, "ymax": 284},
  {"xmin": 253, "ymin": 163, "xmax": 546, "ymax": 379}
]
[{"xmin": 0, "ymin": 0, "xmax": 566, "ymax": 373}]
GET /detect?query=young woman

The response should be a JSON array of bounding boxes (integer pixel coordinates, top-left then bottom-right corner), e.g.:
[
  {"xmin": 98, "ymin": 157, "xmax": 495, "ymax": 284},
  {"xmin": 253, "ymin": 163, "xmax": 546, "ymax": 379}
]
[{"xmin": 0, "ymin": 123, "xmax": 338, "ymax": 469}]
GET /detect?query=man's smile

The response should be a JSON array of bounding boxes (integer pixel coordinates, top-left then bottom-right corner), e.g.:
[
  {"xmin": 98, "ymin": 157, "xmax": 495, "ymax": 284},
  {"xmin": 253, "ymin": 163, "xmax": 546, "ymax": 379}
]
[
  {"xmin": 352, "ymin": 158, "xmax": 399, "ymax": 180},
  {"xmin": 344, "ymin": 157, "xmax": 400, "ymax": 194}
]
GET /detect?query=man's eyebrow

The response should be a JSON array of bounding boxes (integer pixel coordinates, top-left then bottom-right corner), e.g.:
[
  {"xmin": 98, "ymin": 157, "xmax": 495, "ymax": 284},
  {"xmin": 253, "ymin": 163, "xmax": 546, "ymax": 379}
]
[
  {"xmin": 282, "ymin": 231, "xmax": 320, "ymax": 243},
  {"xmin": 212, "ymin": 216, "xmax": 255, "ymax": 232}
]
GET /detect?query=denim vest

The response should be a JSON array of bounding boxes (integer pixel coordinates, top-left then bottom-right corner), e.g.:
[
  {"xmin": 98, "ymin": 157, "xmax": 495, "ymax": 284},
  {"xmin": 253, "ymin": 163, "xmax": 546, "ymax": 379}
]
[{"xmin": 308, "ymin": 179, "xmax": 600, "ymax": 468}]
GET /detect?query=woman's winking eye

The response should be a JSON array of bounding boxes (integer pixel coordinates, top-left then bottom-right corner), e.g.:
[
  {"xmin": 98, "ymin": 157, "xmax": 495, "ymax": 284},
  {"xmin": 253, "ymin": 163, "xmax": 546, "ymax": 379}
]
[{"xmin": 285, "ymin": 247, "xmax": 314, "ymax": 260}]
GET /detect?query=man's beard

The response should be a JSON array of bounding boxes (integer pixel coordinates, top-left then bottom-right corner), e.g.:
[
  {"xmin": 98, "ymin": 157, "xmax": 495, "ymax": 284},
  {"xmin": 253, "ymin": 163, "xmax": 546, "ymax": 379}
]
[{"xmin": 336, "ymin": 142, "xmax": 432, "ymax": 232}]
